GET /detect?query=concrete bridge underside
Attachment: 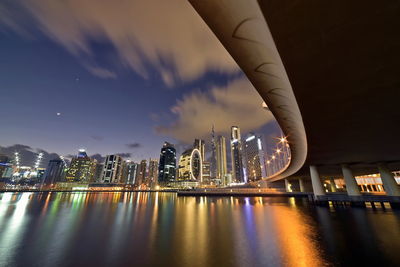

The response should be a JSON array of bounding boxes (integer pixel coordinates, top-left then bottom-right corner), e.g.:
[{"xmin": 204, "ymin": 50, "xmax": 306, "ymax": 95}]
[
  {"xmin": 259, "ymin": 0, "xmax": 400, "ymax": 178},
  {"xmin": 189, "ymin": 0, "xmax": 400, "ymax": 180}
]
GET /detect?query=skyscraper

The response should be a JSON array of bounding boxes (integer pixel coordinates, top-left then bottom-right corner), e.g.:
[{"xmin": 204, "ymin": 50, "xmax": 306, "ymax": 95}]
[
  {"xmin": 230, "ymin": 126, "xmax": 245, "ymax": 183},
  {"xmin": 243, "ymin": 133, "xmax": 266, "ymax": 182},
  {"xmin": 93, "ymin": 163, "xmax": 104, "ymax": 183},
  {"xmin": 101, "ymin": 155, "xmax": 123, "ymax": 183},
  {"xmin": 216, "ymin": 135, "xmax": 227, "ymax": 180},
  {"xmin": 178, "ymin": 148, "xmax": 202, "ymax": 181},
  {"xmin": 210, "ymin": 125, "xmax": 217, "ymax": 178},
  {"xmin": 66, "ymin": 149, "xmax": 96, "ymax": 183},
  {"xmin": 42, "ymin": 159, "xmax": 65, "ymax": 186},
  {"xmin": 193, "ymin": 139, "xmax": 205, "ymax": 163},
  {"xmin": 135, "ymin": 160, "xmax": 147, "ymax": 186},
  {"xmin": 158, "ymin": 142, "xmax": 176, "ymax": 184},
  {"xmin": 202, "ymin": 161, "xmax": 211, "ymax": 182},
  {"xmin": 148, "ymin": 159, "xmax": 158, "ymax": 186},
  {"xmin": 125, "ymin": 161, "xmax": 139, "ymax": 185}
]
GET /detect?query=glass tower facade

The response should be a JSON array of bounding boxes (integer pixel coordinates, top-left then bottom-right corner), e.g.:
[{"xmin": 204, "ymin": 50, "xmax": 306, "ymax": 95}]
[
  {"xmin": 216, "ymin": 135, "xmax": 227, "ymax": 180},
  {"xmin": 243, "ymin": 133, "xmax": 266, "ymax": 182},
  {"xmin": 230, "ymin": 126, "xmax": 245, "ymax": 183},
  {"xmin": 158, "ymin": 142, "xmax": 176, "ymax": 184},
  {"xmin": 42, "ymin": 159, "xmax": 65, "ymax": 186}
]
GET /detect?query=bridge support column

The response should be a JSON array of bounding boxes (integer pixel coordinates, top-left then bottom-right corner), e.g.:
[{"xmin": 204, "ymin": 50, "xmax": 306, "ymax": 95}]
[
  {"xmin": 310, "ymin": 165, "xmax": 325, "ymax": 196},
  {"xmin": 329, "ymin": 177, "xmax": 337, "ymax": 192},
  {"xmin": 378, "ymin": 163, "xmax": 400, "ymax": 197},
  {"xmin": 299, "ymin": 178, "xmax": 305, "ymax": 192},
  {"xmin": 285, "ymin": 179, "xmax": 291, "ymax": 192},
  {"xmin": 342, "ymin": 165, "xmax": 361, "ymax": 196}
]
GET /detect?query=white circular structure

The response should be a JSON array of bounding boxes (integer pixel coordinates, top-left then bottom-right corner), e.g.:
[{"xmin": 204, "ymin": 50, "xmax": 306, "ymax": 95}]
[{"xmin": 189, "ymin": 148, "xmax": 203, "ymax": 181}]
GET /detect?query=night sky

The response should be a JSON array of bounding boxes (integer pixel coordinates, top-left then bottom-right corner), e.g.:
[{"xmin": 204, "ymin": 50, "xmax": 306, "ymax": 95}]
[{"xmin": 0, "ymin": 0, "xmax": 280, "ymax": 166}]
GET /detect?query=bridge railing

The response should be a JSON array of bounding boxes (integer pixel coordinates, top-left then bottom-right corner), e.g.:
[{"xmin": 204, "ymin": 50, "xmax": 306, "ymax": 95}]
[{"xmin": 265, "ymin": 136, "xmax": 291, "ymax": 178}]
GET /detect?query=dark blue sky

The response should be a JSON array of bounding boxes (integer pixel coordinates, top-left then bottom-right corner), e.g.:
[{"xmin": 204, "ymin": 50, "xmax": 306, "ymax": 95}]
[{"xmin": 0, "ymin": 0, "xmax": 280, "ymax": 164}]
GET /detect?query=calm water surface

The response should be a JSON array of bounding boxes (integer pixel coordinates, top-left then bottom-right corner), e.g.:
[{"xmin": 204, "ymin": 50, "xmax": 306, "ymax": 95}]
[{"xmin": 0, "ymin": 192, "xmax": 399, "ymax": 267}]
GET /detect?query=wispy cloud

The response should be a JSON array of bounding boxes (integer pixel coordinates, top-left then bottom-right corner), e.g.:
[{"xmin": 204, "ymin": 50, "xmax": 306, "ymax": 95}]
[
  {"xmin": 116, "ymin": 153, "xmax": 131, "ymax": 158},
  {"xmin": 0, "ymin": 0, "xmax": 238, "ymax": 85},
  {"xmin": 155, "ymin": 77, "xmax": 274, "ymax": 143},
  {"xmin": 84, "ymin": 65, "xmax": 117, "ymax": 79},
  {"xmin": 126, "ymin": 143, "xmax": 141, "ymax": 149}
]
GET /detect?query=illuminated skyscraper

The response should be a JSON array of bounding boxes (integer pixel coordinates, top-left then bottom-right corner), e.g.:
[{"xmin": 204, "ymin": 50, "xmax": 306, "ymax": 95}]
[
  {"xmin": 148, "ymin": 159, "xmax": 158, "ymax": 185},
  {"xmin": 216, "ymin": 135, "xmax": 227, "ymax": 180},
  {"xmin": 101, "ymin": 155, "xmax": 123, "ymax": 183},
  {"xmin": 66, "ymin": 149, "xmax": 96, "ymax": 182},
  {"xmin": 210, "ymin": 125, "xmax": 217, "ymax": 178},
  {"xmin": 230, "ymin": 126, "xmax": 245, "ymax": 183},
  {"xmin": 243, "ymin": 133, "xmax": 266, "ymax": 182},
  {"xmin": 124, "ymin": 161, "xmax": 139, "ymax": 185},
  {"xmin": 135, "ymin": 160, "xmax": 147, "ymax": 186},
  {"xmin": 158, "ymin": 142, "xmax": 176, "ymax": 184},
  {"xmin": 202, "ymin": 161, "xmax": 211, "ymax": 182},
  {"xmin": 42, "ymin": 159, "xmax": 65, "ymax": 186},
  {"xmin": 178, "ymin": 148, "xmax": 202, "ymax": 181},
  {"xmin": 194, "ymin": 139, "xmax": 205, "ymax": 162}
]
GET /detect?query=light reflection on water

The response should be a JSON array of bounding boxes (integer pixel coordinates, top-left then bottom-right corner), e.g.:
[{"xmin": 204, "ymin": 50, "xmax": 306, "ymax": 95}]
[{"xmin": 0, "ymin": 192, "xmax": 399, "ymax": 267}]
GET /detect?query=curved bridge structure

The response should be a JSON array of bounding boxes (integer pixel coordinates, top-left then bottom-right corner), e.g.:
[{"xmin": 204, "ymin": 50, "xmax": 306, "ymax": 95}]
[
  {"xmin": 189, "ymin": 0, "xmax": 400, "ymax": 197},
  {"xmin": 188, "ymin": 0, "xmax": 307, "ymax": 181}
]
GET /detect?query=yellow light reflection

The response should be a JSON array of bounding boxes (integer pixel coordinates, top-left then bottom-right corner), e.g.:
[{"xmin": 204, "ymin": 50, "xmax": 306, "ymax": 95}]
[{"xmin": 270, "ymin": 206, "xmax": 325, "ymax": 267}]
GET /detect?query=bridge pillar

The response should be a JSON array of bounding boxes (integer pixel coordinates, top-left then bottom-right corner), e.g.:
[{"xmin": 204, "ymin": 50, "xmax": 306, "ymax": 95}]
[
  {"xmin": 299, "ymin": 178, "xmax": 305, "ymax": 192},
  {"xmin": 341, "ymin": 165, "xmax": 361, "ymax": 196},
  {"xmin": 285, "ymin": 179, "xmax": 291, "ymax": 192},
  {"xmin": 378, "ymin": 163, "xmax": 400, "ymax": 196},
  {"xmin": 310, "ymin": 165, "xmax": 325, "ymax": 196}
]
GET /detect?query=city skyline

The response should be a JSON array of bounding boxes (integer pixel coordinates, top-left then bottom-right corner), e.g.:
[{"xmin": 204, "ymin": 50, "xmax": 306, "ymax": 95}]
[
  {"xmin": 0, "ymin": 123, "xmax": 284, "ymax": 190},
  {"xmin": 0, "ymin": 122, "xmax": 282, "ymax": 168}
]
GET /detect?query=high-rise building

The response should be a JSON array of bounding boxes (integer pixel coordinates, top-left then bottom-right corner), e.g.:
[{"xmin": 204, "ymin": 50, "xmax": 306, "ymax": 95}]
[
  {"xmin": 66, "ymin": 150, "xmax": 96, "ymax": 183},
  {"xmin": 101, "ymin": 155, "xmax": 123, "ymax": 183},
  {"xmin": 194, "ymin": 139, "xmax": 205, "ymax": 162},
  {"xmin": 178, "ymin": 148, "xmax": 202, "ymax": 181},
  {"xmin": 135, "ymin": 160, "xmax": 147, "ymax": 186},
  {"xmin": 148, "ymin": 159, "xmax": 158, "ymax": 186},
  {"xmin": 158, "ymin": 142, "xmax": 176, "ymax": 184},
  {"xmin": 120, "ymin": 161, "xmax": 128, "ymax": 184},
  {"xmin": 202, "ymin": 161, "xmax": 211, "ymax": 182},
  {"xmin": 124, "ymin": 161, "xmax": 139, "ymax": 185},
  {"xmin": 210, "ymin": 125, "xmax": 217, "ymax": 178},
  {"xmin": 243, "ymin": 133, "xmax": 266, "ymax": 182},
  {"xmin": 230, "ymin": 126, "xmax": 245, "ymax": 183},
  {"xmin": 216, "ymin": 135, "xmax": 227, "ymax": 180},
  {"xmin": 93, "ymin": 163, "xmax": 104, "ymax": 183},
  {"xmin": 102, "ymin": 155, "xmax": 123, "ymax": 183},
  {"xmin": 42, "ymin": 159, "xmax": 65, "ymax": 186}
]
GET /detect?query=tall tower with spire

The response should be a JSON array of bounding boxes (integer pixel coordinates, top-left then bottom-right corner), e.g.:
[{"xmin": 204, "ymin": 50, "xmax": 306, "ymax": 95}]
[{"xmin": 210, "ymin": 125, "xmax": 217, "ymax": 179}]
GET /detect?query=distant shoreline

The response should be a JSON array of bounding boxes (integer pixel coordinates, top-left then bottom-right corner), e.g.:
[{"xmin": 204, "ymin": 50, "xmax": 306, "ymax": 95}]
[
  {"xmin": 0, "ymin": 189, "xmax": 178, "ymax": 193},
  {"xmin": 0, "ymin": 189, "xmax": 311, "ymax": 198}
]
